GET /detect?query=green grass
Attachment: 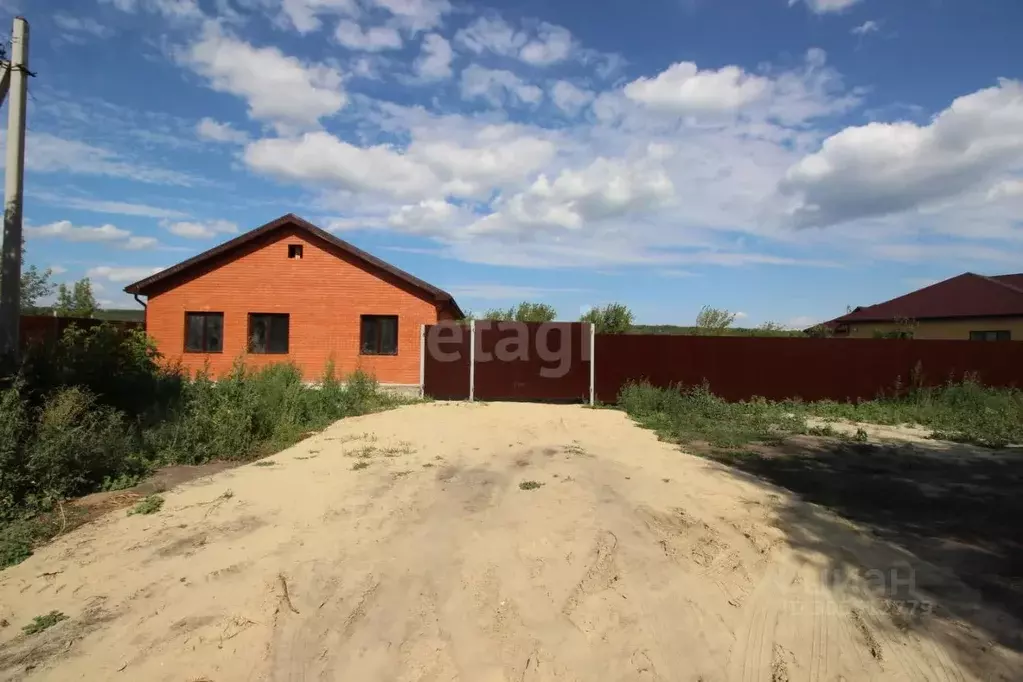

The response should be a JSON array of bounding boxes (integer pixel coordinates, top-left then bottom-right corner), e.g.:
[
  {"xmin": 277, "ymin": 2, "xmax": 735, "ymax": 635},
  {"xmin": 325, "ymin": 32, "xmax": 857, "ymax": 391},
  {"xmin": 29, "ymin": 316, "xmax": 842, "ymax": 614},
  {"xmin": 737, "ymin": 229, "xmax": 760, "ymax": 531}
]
[
  {"xmin": 22, "ymin": 611, "xmax": 68, "ymax": 635},
  {"xmin": 618, "ymin": 379, "xmax": 1023, "ymax": 450},
  {"xmin": 519, "ymin": 480, "xmax": 543, "ymax": 490},
  {"xmin": 128, "ymin": 495, "xmax": 164, "ymax": 516},
  {"xmin": 351, "ymin": 461, "xmax": 370, "ymax": 471},
  {"xmin": 253, "ymin": 460, "xmax": 277, "ymax": 467}
]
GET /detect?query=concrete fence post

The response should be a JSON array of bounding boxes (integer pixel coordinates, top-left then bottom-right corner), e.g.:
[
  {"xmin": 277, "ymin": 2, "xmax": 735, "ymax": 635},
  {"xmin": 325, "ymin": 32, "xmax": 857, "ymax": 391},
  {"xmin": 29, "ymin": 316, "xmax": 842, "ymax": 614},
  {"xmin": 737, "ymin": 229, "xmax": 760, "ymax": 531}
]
[
  {"xmin": 419, "ymin": 324, "xmax": 426, "ymax": 398},
  {"xmin": 469, "ymin": 319, "xmax": 476, "ymax": 402},
  {"xmin": 589, "ymin": 323, "xmax": 595, "ymax": 406}
]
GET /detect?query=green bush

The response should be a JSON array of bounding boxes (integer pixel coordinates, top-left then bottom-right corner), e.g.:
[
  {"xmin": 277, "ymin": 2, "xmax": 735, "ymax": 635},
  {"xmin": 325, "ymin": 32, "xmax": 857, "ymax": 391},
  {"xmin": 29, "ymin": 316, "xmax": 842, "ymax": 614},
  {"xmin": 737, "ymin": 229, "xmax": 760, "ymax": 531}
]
[
  {"xmin": 28, "ymin": 387, "xmax": 143, "ymax": 501},
  {"xmin": 0, "ymin": 384, "xmax": 32, "ymax": 522},
  {"xmin": 1, "ymin": 325, "xmax": 410, "ymax": 569}
]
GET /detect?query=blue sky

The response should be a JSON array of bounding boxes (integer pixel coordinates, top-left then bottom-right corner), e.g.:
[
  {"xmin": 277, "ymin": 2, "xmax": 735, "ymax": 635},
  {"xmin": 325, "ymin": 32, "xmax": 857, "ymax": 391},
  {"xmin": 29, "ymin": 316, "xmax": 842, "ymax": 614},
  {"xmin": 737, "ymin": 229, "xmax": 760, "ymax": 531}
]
[{"xmin": 3, "ymin": 0, "xmax": 1023, "ymax": 326}]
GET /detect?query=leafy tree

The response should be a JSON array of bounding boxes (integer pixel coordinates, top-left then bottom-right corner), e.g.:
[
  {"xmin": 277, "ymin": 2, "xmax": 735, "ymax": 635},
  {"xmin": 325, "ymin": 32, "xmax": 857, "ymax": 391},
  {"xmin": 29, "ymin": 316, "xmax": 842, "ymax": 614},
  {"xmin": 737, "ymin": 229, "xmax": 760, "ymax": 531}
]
[
  {"xmin": 694, "ymin": 306, "xmax": 737, "ymax": 335},
  {"xmin": 0, "ymin": 238, "xmax": 55, "ymax": 310},
  {"xmin": 20, "ymin": 266, "xmax": 55, "ymax": 311},
  {"xmin": 758, "ymin": 321, "xmax": 786, "ymax": 332},
  {"xmin": 480, "ymin": 302, "xmax": 557, "ymax": 323},
  {"xmin": 54, "ymin": 278, "xmax": 97, "ymax": 318},
  {"xmin": 580, "ymin": 303, "xmax": 635, "ymax": 334}
]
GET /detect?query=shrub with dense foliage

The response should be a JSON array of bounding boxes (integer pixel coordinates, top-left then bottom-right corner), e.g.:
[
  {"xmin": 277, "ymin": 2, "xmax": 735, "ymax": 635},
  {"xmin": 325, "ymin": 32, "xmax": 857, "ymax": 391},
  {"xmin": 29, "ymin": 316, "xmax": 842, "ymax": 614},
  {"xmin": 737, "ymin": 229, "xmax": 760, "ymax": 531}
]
[
  {"xmin": 580, "ymin": 303, "xmax": 634, "ymax": 334},
  {"xmin": 480, "ymin": 302, "xmax": 558, "ymax": 323},
  {"xmin": 0, "ymin": 324, "xmax": 409, "ymax": 568}
]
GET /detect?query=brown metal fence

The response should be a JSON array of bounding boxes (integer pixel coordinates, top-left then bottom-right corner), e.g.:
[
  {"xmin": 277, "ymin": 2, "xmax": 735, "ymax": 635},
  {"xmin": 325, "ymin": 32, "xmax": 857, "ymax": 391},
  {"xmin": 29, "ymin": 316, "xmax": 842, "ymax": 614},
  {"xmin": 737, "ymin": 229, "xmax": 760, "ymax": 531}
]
[
  {"xmin": 474, "ymin": 322, "xmax": 590, "ymax": 401},
  {"xmin": 20, "ymin": 315, "xmax": 144, "ymax": 348},
  {"xmin": 422, "ymin": 322, "xmax": 591, "ymax": 401},
  {"xmin": 594, "ymin": 335, "xmax": 1023, "ymax": 403},
  {"xmin": 423, "ymin": 323, "xmax": 471, "ymax": 399}
]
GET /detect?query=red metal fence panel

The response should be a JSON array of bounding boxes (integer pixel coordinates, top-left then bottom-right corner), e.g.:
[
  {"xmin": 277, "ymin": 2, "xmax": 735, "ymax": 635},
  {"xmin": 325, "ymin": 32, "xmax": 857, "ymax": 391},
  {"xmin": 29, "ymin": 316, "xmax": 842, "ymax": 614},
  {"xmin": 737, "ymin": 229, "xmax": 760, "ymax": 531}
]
[
  {"xmin": 423, "ymin": 323, "xmax": 471, "ymax": 399},
  {"xmin": 474, "ymin": 322, "xmax": 590, "ymax": 401},
  {"xmin": 594, "ymin": 335, "xmax": 1023, "ymax": 403}
]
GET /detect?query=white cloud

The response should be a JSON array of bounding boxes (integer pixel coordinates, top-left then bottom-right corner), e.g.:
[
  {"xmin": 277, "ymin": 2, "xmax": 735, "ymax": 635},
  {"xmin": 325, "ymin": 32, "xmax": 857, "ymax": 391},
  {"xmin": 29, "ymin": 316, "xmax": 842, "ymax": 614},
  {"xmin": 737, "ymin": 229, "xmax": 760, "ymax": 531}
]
[
  {"xmin": 162, "ymin": 219, "xmax": 240, "ymax": 238},
  {"xmin": 28, "ymin": 191, "xmax": 188, "ymax": 219},
  {"xmin": 455, "ymin": 16, "xmax": 525, "ymax": 56},
  {"xmin": 29, "ymin": 221, "xmax": 130, "ymax": 242},
  {"xmin": 370, "ymin": 0, "xmax": 451, "ymax": 33},
  {"xmin": 550, "ymin": 81, "xmax": 594, "ymax": 115},
  {"xmin": 624, "ymin": 62, "xmax": 771, "ymax": 115},
  {"xmin": 388, "ymin": 199, "xmax": 463, "ymax": 233},
  {"xmin": 334, "ymin": 19, "xmax": 403, "ymax": 51},
  {"xmin": 276, "ymin": 0, "xmax": 358, "ymax": 33},
  {"xmin": 196, "ymin": 117, "xmax": 249, "ymax": 144},
  {"xmin": 987, "ymin": 178, "xmax": 1023, "ymax": 200},
  {"xmin": 851, "ymin": 20, "xmax": 880, "ymax": 36},
  {"xmin": 102, "ymin": 0, "xmax": 203, "ymax": 20},
  {"xmin": 519, "ymin": 23, "xmax": 574, "ymax": 66},
  {"xmin": 245, "ymin": 132, "xmax": 439, "ymax": 200},
  {"xmin": 48, "ymin": 265, "xmax": 68, "ymax": 276},
  {"xmin": 789, "ymin": 0, "xmax": 862, "ymax": 14},
  {"xmin": 460, "ymin": 65, "xmax": 544, "ymax": 107},
  {"xmin": 244, "ymin": 117, "xmax": 557, "ymax": 204},
  {"xmin": 406, "ymin": 124, "xmax": 557, "ymax": 198},
  {"xmin": 275, "ymin": 0, "xmax": 449, "ymax": 34},
  {"xmin": 180, "ymin": 22, "xmax": 346, "ymax": 132},
  {"xmin": 455, "ymin": 16, "xmax": 574, "ymax": 66},
  {"xmin": 781, "ymin": 79, "xmax": 1023, "ymax": 228},
  {"xmin": 5, "ymin": 131, "xmax": 196, "ymax": 185},
  {"xmin": 54, "ymin": 14, "xmax": 114, "ymax": 41},
  {"xmin": 27, "ymin": 219, "xmax": 165, "ymax": 250},
  {"xmin": 88, "ymin": 266, "xmax": 165, "ymax": 283},
  {"xmin": 25, "ymin": 220, "xmax": 162, "ymax": 253},
  {"xmin": 413, "ymin": 33, "xmax": 453, "ymax": 80},
  {"xmin": 466, "ymin": 153, "xmax": 675, "ymax": 235},
  {"xmin": 125, "ymin": 236, "xmax": 160, "ymax": 250}
]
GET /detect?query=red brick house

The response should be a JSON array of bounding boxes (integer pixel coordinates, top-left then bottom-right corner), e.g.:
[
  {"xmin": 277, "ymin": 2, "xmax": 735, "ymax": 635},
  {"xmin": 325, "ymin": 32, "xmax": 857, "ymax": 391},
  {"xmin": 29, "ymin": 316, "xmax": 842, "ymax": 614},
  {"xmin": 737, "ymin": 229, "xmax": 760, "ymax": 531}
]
[{"xmin": 124, "ymin": 214, "xmax": 463, "ymax": 385}]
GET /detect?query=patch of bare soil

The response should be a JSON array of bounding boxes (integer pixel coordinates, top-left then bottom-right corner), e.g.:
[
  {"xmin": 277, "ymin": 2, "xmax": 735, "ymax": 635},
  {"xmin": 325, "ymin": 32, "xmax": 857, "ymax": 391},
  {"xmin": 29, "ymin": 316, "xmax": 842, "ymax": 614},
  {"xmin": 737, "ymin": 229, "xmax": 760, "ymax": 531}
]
[{"xmin": 0, "ymin": 403, "xmax": 1019, "ymax": 681}]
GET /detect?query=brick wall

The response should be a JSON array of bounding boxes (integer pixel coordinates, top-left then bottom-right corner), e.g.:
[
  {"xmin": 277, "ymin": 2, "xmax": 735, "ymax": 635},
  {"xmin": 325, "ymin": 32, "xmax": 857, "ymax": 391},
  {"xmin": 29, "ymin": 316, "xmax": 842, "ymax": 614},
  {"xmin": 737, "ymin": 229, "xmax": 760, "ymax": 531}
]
[{"xmin": 145, "ymin": 226, "xmax": 445, "ymax": 383}]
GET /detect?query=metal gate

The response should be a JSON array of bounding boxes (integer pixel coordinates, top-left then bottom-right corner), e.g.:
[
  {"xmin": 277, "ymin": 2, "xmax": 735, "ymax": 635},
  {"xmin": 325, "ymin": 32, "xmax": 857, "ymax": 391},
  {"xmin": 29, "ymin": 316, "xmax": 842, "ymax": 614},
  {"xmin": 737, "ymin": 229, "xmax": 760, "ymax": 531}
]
[{"xmin": 421, "ymin": 322, "xmax": 593, "ymax": 402}]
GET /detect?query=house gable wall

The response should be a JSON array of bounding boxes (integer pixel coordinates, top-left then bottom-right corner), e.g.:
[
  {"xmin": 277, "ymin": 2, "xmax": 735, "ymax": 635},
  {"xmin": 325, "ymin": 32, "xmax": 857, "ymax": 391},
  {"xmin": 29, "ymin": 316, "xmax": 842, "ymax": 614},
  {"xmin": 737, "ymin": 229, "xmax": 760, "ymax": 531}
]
[{"xmin": 145, "ymin": 225, "xmax": 442, "ymax": 383}]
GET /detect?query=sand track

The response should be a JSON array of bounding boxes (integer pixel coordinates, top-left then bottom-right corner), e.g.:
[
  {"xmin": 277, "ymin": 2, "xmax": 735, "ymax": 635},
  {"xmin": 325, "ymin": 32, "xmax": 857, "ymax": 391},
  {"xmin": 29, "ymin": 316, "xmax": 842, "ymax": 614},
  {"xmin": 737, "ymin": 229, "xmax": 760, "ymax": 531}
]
[{"xmin": 0, "ymin": 402, "xmax": 1018, "ymax": 681}]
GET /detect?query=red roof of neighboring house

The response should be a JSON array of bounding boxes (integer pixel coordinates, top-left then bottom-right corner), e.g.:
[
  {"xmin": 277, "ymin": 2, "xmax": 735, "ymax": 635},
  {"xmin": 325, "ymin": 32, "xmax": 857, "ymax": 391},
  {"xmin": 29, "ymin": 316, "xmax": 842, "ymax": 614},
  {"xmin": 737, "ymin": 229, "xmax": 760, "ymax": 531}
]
[
  {"xmin": 123, "ymin": 213, "xmax": 464, "ymax": 318},
  {"xmin": 829, "ymin": 272, "xmax": 1023, "ymax": 324},
  {"xmin": 991, "ymin": 273, "xmax": 1023, "ymax": 291}
]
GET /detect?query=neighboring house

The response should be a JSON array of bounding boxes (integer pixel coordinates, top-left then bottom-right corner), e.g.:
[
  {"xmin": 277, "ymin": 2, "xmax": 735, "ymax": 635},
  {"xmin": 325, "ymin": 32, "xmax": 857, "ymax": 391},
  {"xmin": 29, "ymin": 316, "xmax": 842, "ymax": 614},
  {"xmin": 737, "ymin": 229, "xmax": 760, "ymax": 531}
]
[
  {"xmin": 124, "ymin": 214, "xmax": 463, "ymax": 385},
  {"xmin": 820, "ymin": 272, "xmax": 1023, "ymax": 340}
]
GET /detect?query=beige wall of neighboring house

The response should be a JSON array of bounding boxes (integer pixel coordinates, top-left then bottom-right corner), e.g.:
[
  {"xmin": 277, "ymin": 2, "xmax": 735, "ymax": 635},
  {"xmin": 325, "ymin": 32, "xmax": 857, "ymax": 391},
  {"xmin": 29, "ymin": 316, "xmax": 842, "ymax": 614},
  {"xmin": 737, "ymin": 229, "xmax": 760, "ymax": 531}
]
[{"xmin": 842, "ymin": 317, "xmax": 1023, "ymax": 340}]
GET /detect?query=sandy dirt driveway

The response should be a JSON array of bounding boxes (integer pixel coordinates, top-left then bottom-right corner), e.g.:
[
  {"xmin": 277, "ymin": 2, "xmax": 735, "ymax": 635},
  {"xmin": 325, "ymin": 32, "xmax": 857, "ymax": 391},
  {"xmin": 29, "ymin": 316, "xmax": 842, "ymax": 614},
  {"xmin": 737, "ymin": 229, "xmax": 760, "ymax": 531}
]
[{"xmin": 0, "ymin": 402, "xmax": 1019, "ymax": 681}]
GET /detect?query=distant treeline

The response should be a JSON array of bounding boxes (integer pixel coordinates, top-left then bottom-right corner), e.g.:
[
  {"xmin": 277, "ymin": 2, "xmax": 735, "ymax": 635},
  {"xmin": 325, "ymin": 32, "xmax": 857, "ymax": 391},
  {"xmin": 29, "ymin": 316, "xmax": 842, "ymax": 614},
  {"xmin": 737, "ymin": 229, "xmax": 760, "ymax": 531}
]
[{"xmin": 628, "ymin": 325, "xmax": 806, "ymax": 337}]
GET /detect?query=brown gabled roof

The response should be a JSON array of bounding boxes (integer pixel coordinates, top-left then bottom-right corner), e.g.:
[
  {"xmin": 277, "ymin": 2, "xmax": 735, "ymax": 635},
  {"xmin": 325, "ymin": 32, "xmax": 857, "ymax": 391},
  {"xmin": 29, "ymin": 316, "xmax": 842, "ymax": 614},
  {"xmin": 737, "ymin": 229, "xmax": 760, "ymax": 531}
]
[
  {"xmin": 123, "ymin": 213, "xmax": 464, "ymax": 318},
  {"xmin": 829, "ymin": 272, "xmax": 1023, "ymax": 325}
]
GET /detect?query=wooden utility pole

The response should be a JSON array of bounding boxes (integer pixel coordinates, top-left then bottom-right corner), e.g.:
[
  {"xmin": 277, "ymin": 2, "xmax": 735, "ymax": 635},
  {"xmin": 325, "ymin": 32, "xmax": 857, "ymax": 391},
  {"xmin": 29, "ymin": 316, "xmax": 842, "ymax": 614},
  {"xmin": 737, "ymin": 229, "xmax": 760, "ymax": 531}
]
[{"xmin": 0, "ymin": 17, "xmax": 29, "ymax": 363}]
